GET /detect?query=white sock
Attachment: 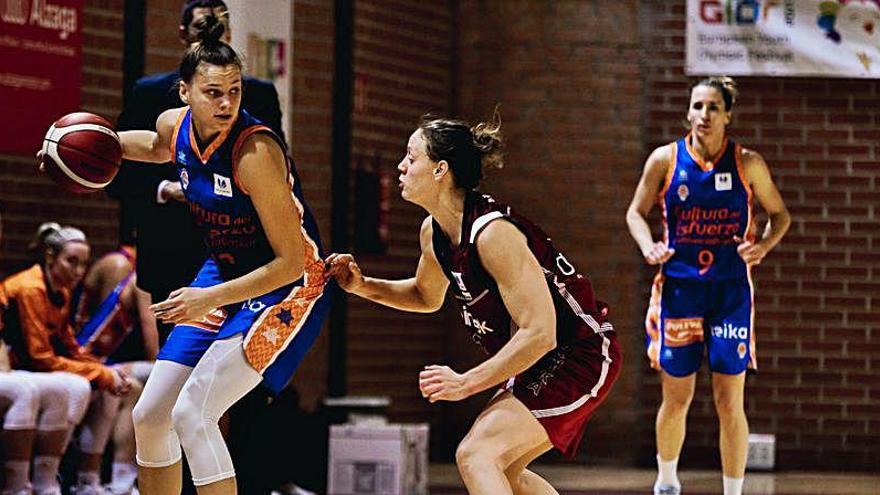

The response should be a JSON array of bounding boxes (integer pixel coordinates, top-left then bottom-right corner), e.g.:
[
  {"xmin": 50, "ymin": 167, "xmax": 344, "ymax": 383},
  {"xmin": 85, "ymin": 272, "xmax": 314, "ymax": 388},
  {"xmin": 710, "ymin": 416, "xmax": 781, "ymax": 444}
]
[
  {"xmin": 32, "ymin": 456, "xmax": 61, "ymax": 491},
  {"xmin": 77, "ymin": 469, "xmax": 100, "ymax": 486},
  {"xmin": 110, "ymin": 462, "xmax": 138, "ymax": 490},
  {"xmin": 656, "ymin": 454, "xmax": 681, "ymax": 488},
  {"xmin": 3, "ymin": 460, "xmax": 30, "ymax": 491},
  {"xmin": 723, "ymin": 475, "xmax": 744, "ymax": 495}
]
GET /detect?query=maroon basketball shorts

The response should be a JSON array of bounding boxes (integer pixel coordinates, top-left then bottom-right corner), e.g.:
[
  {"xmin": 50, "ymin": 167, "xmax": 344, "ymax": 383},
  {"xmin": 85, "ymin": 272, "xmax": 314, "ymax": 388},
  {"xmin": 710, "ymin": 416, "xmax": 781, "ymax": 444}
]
[{"xmin": 505, "ymin": 331, "xmax": 622, "ymax": 458}]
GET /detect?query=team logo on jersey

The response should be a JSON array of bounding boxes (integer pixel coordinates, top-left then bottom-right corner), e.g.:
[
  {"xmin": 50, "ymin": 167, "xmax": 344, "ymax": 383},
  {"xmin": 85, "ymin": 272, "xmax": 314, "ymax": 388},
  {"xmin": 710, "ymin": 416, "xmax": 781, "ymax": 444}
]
[
  {"xmin": 663, "ymin": 317, "xmax": 704, "ymax": 347},
  {"xmin": 711, "ymin": 322, "xmax": 748, "ymax": 340},
  {"xmin": 677, "ymin": 184, "xmax": 689, "ymax": 202},
  {"xmin": 180, "ymin": 170, "xmax": 189, "ymax": 190},
  {"xmin": 451, "ymin": 271, "xmax": 473, "ymax": 301},
  {"xmin": 213, "ymin": 174, "xmax": 233, "ymax": 197},
  {"xmin": 462, "ymin": 307, "xmax": 493, "ymax": 335},
  {"xmin": 715, "ymin": 172, "xmax": 732, "ymax": 191},
  {"xmin": 177, "ymin": 151, "xmax": 187, "ymax": 165}
]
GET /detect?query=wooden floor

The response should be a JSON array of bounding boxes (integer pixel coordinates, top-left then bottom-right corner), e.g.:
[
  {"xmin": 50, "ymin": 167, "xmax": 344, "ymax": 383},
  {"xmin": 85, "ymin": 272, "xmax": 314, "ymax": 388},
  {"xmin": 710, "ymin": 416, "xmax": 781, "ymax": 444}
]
[{"xmin": 428, "ymin": 464, "xmax": 880, "ymax": 494}]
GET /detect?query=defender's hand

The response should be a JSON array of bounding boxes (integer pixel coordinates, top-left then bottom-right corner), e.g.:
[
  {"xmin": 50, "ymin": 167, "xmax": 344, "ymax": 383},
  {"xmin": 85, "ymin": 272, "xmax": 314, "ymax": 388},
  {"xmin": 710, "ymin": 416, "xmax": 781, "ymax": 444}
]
[{"xmin": 324, "ymin": 253, "xmax": 365, "ymax": 293}]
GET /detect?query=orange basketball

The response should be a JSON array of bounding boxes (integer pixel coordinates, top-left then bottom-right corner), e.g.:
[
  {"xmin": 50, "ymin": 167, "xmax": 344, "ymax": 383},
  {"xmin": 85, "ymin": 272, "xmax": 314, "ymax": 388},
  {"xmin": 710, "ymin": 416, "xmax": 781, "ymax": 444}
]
[{"xmin": 41, "ymin": 112, "xmax": 122, "ymax": 194}]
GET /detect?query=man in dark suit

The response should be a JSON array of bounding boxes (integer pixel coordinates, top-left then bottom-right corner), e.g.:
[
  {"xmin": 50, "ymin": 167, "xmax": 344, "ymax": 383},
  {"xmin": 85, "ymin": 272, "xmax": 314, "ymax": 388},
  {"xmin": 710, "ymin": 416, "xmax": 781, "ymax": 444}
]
[
  {"xmin": 108, "ymin": 0, "xmax": 285, "ymax": 335},
  {"xmin": 107, "ymin": 2, "xmax": 291, "ymax": 494}
]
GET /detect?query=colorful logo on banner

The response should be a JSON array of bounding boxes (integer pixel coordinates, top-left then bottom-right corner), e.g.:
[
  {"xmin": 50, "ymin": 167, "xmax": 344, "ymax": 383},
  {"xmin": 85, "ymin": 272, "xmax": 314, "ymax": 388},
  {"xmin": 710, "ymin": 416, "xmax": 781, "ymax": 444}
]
[
  {"xmin": 0, "ymin": 0, "xmax": 84, "ymax": 154},
  {"xmin": 698, "ymin": 0, "xmax": 796, "ymax": 26},
  {"xmin": 817, "ymin": 0, "xmax": 880, "ymax": 43},
  {"xmin": 817, "ymin": 0, "xmax": 880, "ymax": 69},
  {"xmin": 688, "ymin": 0, "xmax": 880, "ymax": 77}
]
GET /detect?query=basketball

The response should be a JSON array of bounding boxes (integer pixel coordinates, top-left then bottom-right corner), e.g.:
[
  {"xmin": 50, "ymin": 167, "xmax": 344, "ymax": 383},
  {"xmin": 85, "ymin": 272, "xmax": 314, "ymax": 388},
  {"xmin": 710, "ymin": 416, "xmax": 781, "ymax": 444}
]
[{"xmin": 41, "ymin": 112, "xmax": 122, "ymax": 194}]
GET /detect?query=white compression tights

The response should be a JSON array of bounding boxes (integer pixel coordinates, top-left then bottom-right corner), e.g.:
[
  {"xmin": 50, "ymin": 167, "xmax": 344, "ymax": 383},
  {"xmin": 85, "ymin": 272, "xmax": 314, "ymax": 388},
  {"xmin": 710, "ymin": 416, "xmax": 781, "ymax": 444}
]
[{"xmin": 132, "ymin": 335, "xmax": 262, "ymax": 486}]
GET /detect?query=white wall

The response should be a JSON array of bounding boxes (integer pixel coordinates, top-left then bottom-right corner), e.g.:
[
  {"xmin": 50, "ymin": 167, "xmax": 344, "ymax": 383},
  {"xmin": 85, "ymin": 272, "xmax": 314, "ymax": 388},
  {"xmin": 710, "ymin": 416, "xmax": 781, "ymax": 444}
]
[{"xmin": 226, "ymin": 0, "xmax": 292, "ymax": 143}]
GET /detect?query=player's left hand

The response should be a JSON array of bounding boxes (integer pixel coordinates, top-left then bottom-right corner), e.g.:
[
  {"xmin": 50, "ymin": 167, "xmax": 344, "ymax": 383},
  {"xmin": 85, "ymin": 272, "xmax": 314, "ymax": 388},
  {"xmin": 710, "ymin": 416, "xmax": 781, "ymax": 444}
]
[
  {"xmin": 419, "ymin": 365, "xmax": 471, "ymax": 403},
  {"xmin": 734, "ymin": 235, "xmax": 768, "ymax": 265},
  {"xmin": 151, "ymin": 287, "xmax": 215, "ymax": 324}
]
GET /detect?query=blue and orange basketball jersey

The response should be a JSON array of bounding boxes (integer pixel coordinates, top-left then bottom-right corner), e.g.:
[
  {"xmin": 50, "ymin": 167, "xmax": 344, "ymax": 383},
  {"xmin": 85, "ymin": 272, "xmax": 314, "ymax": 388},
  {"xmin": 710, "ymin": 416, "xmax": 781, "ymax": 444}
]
[
  {"xmin": 645, "ymin": 134, "xmax": 757, "ymax": 376},
  {"xmin": 660, "ymin": 133, "xmax": 753, "ymax": 281},
  {"xmin": 162, "ymin": 108, "xmax": 330, "ymax": 391}
]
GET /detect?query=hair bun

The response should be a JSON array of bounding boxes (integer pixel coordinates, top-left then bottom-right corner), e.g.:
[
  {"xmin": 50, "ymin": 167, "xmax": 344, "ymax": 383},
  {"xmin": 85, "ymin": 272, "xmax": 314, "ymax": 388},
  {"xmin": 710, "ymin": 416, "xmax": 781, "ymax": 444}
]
[
  {"xmin": 193, "ymin": 13, "xmax": 226, "ymax": 45},
  {"xmin": 716, "ymin": 76, "xmax": 738, "ymax": 105},
  {"xmin": 470, "ymin": 107, "xmax": 504, "ymax": 171}
]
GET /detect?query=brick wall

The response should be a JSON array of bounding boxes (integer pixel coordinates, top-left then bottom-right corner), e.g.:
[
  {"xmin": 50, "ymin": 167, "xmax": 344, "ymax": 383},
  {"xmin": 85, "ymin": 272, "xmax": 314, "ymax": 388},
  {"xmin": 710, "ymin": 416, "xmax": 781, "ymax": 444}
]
[
  {"xmin": 286, "ymin": 0, "xmax": 335, "ymax": 410},
  {"xmin": 455, "ymin": 0, "xmax": 645, "ymax": 463},
  {"xmin": 346, "ymin": 0, "xmax": 454, "ymax": 431},
  {"xmin": 641, "ymin": 0, "xmax": 878, "ymax": 471},
  {"xmin": 0, "ymin": 0, "xmax": 123, "ymax": 276},
  {"xmin": 144, "ymin": 0, "xmax": 184, "ymax": 73},
  {"xmin": 4, "ymin": 0, "xmax": 876, "ymax": 471}
]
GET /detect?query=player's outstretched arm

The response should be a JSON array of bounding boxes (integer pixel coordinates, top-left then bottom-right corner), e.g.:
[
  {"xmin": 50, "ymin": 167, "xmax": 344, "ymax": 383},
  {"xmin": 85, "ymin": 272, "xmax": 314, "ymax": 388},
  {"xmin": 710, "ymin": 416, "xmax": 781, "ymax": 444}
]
[
  {"xmin": 325, "ymin": 217, "xmax": 449, "ymax": 313},
  {"xmin": 118, "ymin": 108, "xmax": 182, "ymax": 164}
]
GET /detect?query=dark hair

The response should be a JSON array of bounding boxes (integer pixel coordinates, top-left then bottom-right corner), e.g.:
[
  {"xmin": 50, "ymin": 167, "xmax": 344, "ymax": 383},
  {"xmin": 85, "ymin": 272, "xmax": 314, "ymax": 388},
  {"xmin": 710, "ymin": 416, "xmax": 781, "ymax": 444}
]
[
  {"xmin": 178, "ymin": 13, "xmax": 242, "ymax": 83},
  {"xmin": 691, "ymin": 76, "xmax": 738, "ymax": 111},
  {"xmin": 180, "ymin": 0, "xmax": 228, "ymax": 28},
  {"xmin": 418, "ymin": 110, "xmax": 504, "ymax": 190}
]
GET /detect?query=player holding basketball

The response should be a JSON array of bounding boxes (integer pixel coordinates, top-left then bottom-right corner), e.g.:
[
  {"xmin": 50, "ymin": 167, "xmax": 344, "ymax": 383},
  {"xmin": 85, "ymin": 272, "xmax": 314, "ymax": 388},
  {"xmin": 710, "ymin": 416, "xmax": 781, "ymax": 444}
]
[
  {"xmin": 39, "ymin": 14, "xmax": 330, "ymax": 495},
  {"xmin": 327, "ymin": 114, "xmax": 621, "ymax": 495},
  {"xmin": 626, "ymin": 77, "xmax": 790, "ymax": 495}
]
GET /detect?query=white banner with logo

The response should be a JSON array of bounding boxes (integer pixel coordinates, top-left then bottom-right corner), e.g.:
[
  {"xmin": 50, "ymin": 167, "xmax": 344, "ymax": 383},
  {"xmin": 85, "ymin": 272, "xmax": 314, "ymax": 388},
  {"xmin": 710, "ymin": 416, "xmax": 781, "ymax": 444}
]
[{"xmin": 687, "ymin": 0, "xmax": 880, "ymax": 78}]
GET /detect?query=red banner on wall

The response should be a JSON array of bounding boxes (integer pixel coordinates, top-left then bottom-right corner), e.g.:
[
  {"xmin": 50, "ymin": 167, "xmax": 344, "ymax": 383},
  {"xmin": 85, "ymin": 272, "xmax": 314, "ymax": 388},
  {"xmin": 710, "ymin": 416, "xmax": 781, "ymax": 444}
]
[{"xmin": 0, "ymin": 0, "xmax": 83, "ymax": 155}]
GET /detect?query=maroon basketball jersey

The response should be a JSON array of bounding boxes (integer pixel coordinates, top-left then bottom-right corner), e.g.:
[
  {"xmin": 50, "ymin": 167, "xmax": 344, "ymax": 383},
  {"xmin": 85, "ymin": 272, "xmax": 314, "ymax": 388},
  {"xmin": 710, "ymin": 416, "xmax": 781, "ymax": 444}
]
[{"xmin": 431, "ymin": 191, "xmax": 613, "ymax": 357}]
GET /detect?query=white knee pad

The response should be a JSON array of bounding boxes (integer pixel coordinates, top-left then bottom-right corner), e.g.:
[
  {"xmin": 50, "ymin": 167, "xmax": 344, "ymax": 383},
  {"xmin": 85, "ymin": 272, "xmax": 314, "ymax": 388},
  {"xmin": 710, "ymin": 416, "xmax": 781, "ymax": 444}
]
[
  {"xmin": 0, "ymin": 372, "xmax": 38, "ymax": 430},
  {"xmin": 25, "ymin": 373, "xmax": 71, "ymax": 431},
  {"xmin": 49, "ymin": 372, "xmax": 91, "ymax": 425},
  {"xmin": 172, "ymin": 336, "xmax": 261, "ymax": 486},
  {"xmin": 133, "ymin": 360, "xmax": 191, "ymax": 468},
  {"xmin": 78, "ymin": 390, "xmax": 122, "ymax": 455}
]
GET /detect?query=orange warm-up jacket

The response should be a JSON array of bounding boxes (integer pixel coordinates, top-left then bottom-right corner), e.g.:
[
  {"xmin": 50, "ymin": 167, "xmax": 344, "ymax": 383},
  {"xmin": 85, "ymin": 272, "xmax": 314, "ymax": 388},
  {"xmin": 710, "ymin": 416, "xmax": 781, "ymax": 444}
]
[{"xmin": 0, "ymin": 264, "xmax": 115, "ymax": 390}]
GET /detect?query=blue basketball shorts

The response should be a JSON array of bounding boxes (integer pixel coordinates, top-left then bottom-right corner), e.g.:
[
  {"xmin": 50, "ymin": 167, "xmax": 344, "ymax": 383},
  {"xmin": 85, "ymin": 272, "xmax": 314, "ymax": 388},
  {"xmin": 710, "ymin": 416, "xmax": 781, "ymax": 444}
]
[
  {"xmin": 156, "ymin": 258, "xmax": 332, "ymax": 393},
  {"xmin": 644, "ymin": 273, "xmax": 754, "ymax": 376}
]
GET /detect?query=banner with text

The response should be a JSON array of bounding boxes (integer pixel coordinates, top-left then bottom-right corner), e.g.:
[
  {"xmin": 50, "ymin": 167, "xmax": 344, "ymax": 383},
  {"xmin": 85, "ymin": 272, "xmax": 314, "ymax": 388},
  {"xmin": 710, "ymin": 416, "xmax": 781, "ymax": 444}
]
[
  {"xmin": 0, "ymin": 0, "xmax": 84, "ymax": 154},
  {"xmin": 687, "ymin": 0, "xmax": 880, "ymax": 78}
]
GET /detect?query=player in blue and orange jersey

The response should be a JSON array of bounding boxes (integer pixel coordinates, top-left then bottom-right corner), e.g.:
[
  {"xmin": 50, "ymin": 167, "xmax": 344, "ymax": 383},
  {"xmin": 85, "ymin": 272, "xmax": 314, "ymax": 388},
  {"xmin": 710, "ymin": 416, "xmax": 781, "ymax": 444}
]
[
  {"xmin": 40, "ymin": 14, "xmax": 330, "ymax": 495},
  {"xmin": 626, "ymin": 77, "xmax": 790, "ymax": 495},
  {"xmin": 327, "ymin": 113, "xmax": 621, "ymax": 495}
]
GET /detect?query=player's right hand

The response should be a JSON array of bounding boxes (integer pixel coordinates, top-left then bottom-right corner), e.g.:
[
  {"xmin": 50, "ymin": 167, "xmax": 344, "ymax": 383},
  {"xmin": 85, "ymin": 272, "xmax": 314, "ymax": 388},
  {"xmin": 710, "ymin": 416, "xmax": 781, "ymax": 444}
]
[
  {"xmin": 324, "ymin": 253, "xmax": 365, "ymax": 293},
  {"xmin": 643, "ymin": 241, "xmax": 675, "ymax": 265},
  {"xmin": 109, "ymin": 365, "xmax": 133, "ymax": 396}
]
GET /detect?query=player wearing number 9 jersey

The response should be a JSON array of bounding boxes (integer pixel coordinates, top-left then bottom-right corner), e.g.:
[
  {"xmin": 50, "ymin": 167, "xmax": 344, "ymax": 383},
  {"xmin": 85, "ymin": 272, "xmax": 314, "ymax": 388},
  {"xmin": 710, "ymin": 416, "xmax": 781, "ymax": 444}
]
[{"xmin": 626, "ymin": 77, "xmax": 790, "ymax": 495}]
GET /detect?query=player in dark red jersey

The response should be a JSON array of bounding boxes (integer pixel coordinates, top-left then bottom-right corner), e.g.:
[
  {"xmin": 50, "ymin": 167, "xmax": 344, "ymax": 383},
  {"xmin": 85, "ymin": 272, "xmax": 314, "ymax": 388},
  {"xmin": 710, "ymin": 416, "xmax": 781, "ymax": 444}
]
[{"xmin": 327, "ymin": 114, "xmax": 621, "ymax": 494}]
